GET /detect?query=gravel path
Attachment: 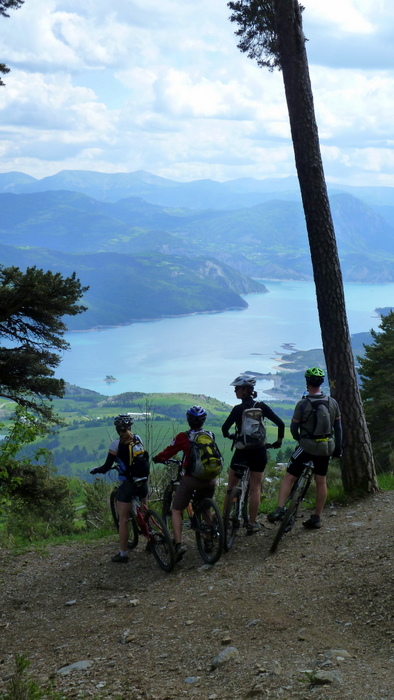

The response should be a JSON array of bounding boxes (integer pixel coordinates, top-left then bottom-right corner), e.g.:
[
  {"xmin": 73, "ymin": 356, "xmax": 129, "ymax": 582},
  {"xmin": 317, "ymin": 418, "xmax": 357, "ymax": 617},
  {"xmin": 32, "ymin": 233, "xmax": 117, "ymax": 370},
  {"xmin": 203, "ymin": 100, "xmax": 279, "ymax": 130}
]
[{"xmin": 0, "ymin": 491, "xmax": 393, "ymax": 699}]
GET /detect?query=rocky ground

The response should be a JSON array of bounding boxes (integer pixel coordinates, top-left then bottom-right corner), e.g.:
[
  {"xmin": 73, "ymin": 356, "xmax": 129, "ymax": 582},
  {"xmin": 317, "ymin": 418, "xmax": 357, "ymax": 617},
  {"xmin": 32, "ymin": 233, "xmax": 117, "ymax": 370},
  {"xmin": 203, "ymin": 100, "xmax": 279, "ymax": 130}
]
[{"xmin": 0, "ymin": 490, "xmax": 393, "ymax": 700}]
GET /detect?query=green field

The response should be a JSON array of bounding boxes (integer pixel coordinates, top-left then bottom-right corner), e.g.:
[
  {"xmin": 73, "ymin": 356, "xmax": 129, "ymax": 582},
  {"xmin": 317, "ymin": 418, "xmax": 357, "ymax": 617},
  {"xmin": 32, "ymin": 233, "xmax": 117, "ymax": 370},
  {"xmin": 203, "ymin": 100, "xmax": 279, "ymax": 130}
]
[{"xmin": 8, "ymin": 384, "xmax": 294, "ymax": 478}]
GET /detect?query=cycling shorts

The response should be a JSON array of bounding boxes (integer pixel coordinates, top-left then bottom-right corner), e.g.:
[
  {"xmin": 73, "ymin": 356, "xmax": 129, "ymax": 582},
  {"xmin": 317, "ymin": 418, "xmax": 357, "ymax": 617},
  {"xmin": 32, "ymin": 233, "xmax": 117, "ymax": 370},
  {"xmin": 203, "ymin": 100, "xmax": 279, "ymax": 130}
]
[
  {"xmin": 116, "ymin": 479, "xmax": 148, "ymax": 503},
  {"xmin": 172, "ymin": 475, "xmax": 215, "ymax": 511},
  {"xmin": 287, "ymin": 447, "xmax": 330, "ymax": 478},
  {"xmin": 230, "ymin": 446, "xmax": 267, "ymax": 474}
]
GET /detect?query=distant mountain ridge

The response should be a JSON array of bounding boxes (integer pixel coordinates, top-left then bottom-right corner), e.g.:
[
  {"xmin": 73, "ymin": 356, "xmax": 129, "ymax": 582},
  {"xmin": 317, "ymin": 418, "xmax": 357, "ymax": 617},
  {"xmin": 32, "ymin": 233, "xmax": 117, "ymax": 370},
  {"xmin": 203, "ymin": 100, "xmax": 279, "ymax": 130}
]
[
  {"xmin": 2, "ymin": 169, "xmax": 394, "ymax": 209},
  {"xmin": 1, "ymin": 186, "xmax": 394, "ymax": 282},
  {"xmin": 1, "ymin": 169, "xmax": 393, "ymax": 330},
  {"xmin": 0, "ymin": 239, "xmax": 267, "ymax": 330}
]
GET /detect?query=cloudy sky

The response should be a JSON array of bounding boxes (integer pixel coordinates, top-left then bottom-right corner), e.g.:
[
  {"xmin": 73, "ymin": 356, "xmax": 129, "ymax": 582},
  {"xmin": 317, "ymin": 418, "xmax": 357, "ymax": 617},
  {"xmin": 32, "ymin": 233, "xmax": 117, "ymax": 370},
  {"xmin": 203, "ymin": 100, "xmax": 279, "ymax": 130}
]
[{"xmin": 1, "ymin": 0, "xmax": 394, "ymax": 185}]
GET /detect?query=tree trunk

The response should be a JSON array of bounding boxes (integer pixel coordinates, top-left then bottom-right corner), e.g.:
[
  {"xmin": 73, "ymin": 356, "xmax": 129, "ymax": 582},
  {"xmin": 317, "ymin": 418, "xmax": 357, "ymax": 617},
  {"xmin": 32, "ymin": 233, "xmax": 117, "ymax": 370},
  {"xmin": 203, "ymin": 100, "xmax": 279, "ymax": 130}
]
[{"xmin": 274, "ymin": 0, "xmax": 378, "ymax": 493}]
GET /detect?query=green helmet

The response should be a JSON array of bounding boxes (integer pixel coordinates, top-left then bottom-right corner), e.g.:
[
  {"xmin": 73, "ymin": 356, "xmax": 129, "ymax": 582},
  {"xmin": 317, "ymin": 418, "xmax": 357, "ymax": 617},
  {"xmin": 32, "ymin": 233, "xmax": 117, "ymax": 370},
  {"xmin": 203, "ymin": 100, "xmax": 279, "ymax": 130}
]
[{"xmin": 304, "ymin": 367, "xmax": 325, "ymax": 379}]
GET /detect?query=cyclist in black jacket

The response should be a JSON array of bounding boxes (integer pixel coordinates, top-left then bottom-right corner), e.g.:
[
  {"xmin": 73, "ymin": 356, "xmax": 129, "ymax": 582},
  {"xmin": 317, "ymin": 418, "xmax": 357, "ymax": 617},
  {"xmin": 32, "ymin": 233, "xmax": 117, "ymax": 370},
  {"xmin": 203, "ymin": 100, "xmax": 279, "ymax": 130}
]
[{"xmin": 222, "ymin": 374, "xmax": 285, "ymax": 534}]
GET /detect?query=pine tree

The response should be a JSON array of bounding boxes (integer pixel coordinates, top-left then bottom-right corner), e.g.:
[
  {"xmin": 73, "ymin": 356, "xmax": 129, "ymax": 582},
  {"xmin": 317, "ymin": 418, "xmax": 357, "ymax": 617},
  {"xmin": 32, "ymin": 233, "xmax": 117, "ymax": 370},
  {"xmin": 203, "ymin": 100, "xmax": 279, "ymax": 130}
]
[
  {"xmin": 228, "ymin": 0, "xmax": 378, "ymax": 493},
  {"xmin": 357, "ymin": 311, "xmax": 394, "ymax": 470},
  {"xmin": 0, "ymin": 266, "xmax": 87, "ymax": 422}
]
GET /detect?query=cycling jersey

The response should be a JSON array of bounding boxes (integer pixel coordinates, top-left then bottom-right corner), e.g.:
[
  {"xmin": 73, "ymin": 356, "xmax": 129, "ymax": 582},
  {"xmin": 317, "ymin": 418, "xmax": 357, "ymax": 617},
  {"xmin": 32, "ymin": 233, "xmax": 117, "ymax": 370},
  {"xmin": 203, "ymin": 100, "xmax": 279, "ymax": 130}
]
[{"xmin": 222, "ymin": 398, "xmax": 285, "ymax": 440}]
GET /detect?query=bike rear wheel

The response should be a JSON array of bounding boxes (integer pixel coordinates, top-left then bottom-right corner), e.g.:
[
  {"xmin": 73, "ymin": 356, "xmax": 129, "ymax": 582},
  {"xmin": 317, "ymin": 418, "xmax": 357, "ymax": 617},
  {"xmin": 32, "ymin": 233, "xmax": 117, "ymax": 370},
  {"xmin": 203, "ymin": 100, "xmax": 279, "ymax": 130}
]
[
  {"xmin": 145, "ymin": 508, "xmax": 175, "ymax": 572},
  {"xmin": 223, "ymin": 487, "xmax": 241, "ymax": 552},
  {"xmin": 109, "ymin": 488, "xmax": 139, "ymax": 550},
  {"xmin": 194, "ymin": 497, "xmax": 224, "ymax": 564},
  {"xmin": 270, "ymin": 473, "xmax": 311, "ymax": 554}
]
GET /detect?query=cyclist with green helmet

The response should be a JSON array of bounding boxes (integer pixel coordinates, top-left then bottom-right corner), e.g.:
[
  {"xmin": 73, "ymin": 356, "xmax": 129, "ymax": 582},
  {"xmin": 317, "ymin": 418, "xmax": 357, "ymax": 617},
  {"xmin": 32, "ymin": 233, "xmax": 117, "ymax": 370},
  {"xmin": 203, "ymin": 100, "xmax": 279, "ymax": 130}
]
[{"xmin": 267, "ymin": 367, "xmax": 342, "ymax": 529}]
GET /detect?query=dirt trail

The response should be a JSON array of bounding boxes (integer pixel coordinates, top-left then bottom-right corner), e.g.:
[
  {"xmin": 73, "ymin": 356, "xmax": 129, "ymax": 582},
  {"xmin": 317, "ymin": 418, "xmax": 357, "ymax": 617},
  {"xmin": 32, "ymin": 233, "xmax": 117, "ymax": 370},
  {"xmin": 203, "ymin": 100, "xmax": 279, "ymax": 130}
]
[{"xmin": 0, "ymin": 491, "xmax": 393, "ymax": 700}]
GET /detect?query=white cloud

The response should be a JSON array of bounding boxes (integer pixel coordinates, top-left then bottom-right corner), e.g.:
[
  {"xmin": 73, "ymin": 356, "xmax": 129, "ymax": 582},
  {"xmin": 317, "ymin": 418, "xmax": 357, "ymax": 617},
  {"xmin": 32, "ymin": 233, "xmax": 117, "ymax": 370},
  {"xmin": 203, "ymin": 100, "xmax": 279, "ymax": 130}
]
[
  {"xmin": 1, "ymin": 0, "xmax": 394, "ymax": 185},
  {"xmin": 305, "ymin": 0, "xmax": 374, "ymax": 34}
]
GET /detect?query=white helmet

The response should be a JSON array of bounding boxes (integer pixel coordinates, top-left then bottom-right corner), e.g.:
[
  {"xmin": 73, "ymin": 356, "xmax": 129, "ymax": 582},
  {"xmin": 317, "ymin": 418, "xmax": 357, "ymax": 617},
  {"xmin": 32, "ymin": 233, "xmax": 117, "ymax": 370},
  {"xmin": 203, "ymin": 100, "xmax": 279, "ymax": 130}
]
[{"xmin": 230, "ymin": 374, "xmax": 256, "ymax": 388}]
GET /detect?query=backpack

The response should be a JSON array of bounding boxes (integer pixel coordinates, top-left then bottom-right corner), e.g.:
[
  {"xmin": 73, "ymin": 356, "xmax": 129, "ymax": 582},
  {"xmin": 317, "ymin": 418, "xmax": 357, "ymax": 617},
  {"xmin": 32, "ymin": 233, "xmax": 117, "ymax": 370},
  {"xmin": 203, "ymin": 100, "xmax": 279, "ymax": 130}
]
[
  {"xmin": 117, "ymin": 435, "xmax": 150, "ymax": 480},
  {"xmin": 187, "ymin": 430, "xmax": 223, "ymax": 480},
  {"xmin": 302, "ymin": 398, "xmax": 332, "ymax": 439},
  {"xmin": 234, "ymin": 404, "xmax": 266, "ymax": 450}
]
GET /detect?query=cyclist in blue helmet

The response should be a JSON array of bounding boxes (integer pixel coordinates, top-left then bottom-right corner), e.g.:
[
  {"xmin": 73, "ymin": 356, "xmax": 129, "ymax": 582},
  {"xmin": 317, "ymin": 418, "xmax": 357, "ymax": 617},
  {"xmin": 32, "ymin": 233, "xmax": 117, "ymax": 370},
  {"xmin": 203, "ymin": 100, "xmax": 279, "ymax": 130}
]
[{"xmin": 152, "ymin": 405, "xmax": 220, "ymax": 561}]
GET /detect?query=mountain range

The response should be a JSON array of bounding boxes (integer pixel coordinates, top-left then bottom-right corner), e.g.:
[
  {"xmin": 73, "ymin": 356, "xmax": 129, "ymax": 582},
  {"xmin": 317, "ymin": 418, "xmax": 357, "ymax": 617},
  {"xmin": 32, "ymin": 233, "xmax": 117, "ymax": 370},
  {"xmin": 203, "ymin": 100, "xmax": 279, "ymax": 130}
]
[{"xmin": 1, "ymin": 169, "xmax": 393, "ymax": 329}]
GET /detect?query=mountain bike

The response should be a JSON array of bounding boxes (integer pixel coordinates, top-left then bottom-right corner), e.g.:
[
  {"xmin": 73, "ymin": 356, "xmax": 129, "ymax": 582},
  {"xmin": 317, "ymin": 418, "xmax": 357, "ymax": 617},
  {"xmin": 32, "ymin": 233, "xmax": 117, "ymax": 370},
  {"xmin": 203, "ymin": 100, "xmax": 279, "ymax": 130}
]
[
  {"xmin": 161, "ymin": 459, "xmax": 224, "ymax": 565},
  {"xmin": 270, "ymin": 460, "xmax": 314, "ymax": 554},
  {"xmin": 223, "ymin": 461, "xmax": 250, "ymax": 551},
  {"xmin": 222, "ymin": 442, "xmax": 274, "ymax": 551},
  {"xmin": 110, "ymin": 477, "xmax": 175, "ymax": 572}
]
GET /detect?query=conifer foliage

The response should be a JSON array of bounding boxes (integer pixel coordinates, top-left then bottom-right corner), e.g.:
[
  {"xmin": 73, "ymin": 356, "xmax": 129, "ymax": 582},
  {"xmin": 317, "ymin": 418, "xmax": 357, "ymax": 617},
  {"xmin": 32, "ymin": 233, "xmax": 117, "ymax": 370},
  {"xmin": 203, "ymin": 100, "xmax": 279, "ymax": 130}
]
[
  {"xmin": 0, "ymin": 266, "xmax": 87, "ymax": 422},
  {"xmin": 358, "ymin": 311, "xmax": 394, "ymax": 471},
  {"xmin": 0, "ymin": 0, "xmax": 24, "ymax": 85}
]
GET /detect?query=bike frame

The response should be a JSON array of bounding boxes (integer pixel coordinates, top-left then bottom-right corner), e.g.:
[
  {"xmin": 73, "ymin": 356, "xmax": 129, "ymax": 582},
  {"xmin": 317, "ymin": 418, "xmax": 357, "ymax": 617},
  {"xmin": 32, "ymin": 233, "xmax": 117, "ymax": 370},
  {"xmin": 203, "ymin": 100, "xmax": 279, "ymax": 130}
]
[{"xmin": 270, "ymin": 460, "xmax": 314, "ymax": 553}]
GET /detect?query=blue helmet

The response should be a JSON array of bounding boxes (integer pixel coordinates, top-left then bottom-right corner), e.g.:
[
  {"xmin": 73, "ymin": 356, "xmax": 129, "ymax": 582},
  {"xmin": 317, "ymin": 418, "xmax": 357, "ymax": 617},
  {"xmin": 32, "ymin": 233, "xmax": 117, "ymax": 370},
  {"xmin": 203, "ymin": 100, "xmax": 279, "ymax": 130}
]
[{"xmin": 186, "ymin": 405, "xmax": 207, "ymax": 419}]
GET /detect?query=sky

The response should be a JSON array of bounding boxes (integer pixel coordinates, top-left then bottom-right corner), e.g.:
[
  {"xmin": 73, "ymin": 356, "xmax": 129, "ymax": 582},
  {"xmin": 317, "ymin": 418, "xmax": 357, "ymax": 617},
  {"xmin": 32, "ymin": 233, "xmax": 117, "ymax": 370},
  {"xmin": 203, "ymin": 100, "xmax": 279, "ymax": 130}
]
[{"xmin": 1, "ymin": 0, "xmax": 394, "ymax": 185}]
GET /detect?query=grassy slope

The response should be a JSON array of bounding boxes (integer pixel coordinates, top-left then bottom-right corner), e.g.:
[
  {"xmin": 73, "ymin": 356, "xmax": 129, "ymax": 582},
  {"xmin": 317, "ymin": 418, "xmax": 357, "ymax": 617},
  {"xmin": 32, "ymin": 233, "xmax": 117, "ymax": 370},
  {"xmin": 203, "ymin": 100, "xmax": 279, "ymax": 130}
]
[{"xmin": 10, "ymin": 386, "xmax": 293, "ymax": 477}]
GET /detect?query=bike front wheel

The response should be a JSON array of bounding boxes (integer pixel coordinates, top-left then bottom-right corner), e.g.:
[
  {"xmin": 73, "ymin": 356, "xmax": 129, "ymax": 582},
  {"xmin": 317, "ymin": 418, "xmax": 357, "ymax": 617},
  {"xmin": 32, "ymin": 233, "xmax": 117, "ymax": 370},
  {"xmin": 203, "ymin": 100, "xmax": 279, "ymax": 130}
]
[
  {"xmin": 161, "ymin": 483, "xmax": 175, "ymax": 538},
  {"xmin": 270, "ymin": 478, "xmax": 307, "ymax": 554},
  {"xmin": 145, "ymin": 508, "xmax": 175, "ymax": 572},
  {"xmin": 223, "ymin": 487, "xmax": 241, "ymax": 552},
  {"xmin": 109, "ymin": 489, "xmax": 139, "ymax": 550},
  {"xmin": 194, "ymin": 497, "xmax": 224, "ymax": 565}
]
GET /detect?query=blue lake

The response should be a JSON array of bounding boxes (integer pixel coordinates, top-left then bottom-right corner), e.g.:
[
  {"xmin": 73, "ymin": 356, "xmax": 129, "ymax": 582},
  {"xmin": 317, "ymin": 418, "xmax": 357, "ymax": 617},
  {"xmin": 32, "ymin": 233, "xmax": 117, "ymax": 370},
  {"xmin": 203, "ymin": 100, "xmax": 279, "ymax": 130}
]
[{"xmin": 57, "ymin": 280, "xmax": 394, "ymax": 404}]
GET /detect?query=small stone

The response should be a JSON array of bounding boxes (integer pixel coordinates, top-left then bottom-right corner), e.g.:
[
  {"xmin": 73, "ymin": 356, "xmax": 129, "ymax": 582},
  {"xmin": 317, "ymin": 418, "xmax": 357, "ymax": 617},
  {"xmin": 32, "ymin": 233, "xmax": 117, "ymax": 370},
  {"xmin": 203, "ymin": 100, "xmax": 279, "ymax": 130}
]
[
  {"xmin": 120, "ymin": 629, "xmax": 134, "ymax": 644},
  {"xmin": 57, "ymin": 660, "xmax": 92, "ymax": 675},
  {"xmin": 247, "ymin": 619, "xmax": 261, "ymax": 627},
  {"xmin": 273, "ymin": 661, "xmax": 282, "ymax": 675},
  {"xmin": 314, "ymin": 670, "xmax": 342, "ymax": 685},
  {"xmin": 129, "ymin": 598, "xmax": 140, "ymax": 607},
  {"xmin": 184, "ymin": 676, "xmax": 200, "ymax": 684},
  {"xmin": 106, "ymin": 599, "xmax": 118, "ymax": 607},
  {"xmin": 325, "ymin": 649, "xmax": 352, "ymax": 659},
  {"xmin": 65, "ymin": 600, "xmax": 77, "ymax": 606},
  {"xmin": 211, "ymin": 646, "xmax": 240, "ymax": 670}
]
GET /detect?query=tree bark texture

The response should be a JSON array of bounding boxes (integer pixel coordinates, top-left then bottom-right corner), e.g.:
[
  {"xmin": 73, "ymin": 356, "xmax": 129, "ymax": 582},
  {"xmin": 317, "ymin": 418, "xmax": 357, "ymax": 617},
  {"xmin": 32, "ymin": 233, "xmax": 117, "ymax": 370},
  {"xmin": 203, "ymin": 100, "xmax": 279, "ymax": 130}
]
[{"xmin": 273, "ymin": 0, "xmax": 378, "ymax": 493}]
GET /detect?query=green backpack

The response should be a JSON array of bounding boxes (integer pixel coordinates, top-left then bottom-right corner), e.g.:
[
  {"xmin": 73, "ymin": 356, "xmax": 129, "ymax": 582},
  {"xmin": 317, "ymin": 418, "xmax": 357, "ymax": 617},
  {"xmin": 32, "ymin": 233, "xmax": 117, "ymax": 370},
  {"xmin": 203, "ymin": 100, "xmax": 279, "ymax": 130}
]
[{"xmin": 187, "ymin": 430, "xmax": 223, "ymax": 480}]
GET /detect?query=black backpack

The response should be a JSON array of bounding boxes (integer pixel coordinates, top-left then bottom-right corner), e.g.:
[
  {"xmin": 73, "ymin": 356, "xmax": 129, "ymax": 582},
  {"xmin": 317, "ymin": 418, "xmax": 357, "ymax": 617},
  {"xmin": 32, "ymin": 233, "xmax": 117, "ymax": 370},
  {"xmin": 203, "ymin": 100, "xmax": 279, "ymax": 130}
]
[{"xmin": 117, "ymin": 436, "xmax": 150, "ymax": 480}]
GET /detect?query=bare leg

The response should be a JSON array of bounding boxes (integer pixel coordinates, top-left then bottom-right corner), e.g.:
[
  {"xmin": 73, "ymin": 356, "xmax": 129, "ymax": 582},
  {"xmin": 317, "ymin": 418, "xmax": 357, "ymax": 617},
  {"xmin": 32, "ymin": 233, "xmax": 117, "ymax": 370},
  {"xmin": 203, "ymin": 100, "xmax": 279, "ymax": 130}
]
[
  {"xmin": 313, "ymin": 474, "xmax": 327, "ymax": 517},
  {"xmin": 277, "ymin": 472, "xmax": 297, "ymax": 507},
  {"xmin": 117, "ymin": 501, "xmax": 132, "ymax": 552},
  {"xmin": 172, "ymin": 509, "xmax": 183, "ymax": 544},
  {"xmin": 249, "ymin": 470, "xmax": 263, "ymax": 524}
]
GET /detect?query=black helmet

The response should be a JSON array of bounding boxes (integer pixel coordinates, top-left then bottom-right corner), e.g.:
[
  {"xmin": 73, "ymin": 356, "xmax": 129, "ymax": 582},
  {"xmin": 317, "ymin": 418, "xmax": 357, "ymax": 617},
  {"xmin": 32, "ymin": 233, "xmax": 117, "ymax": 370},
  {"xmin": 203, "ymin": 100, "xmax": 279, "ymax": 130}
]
[{"xmin": 114, "ymin": 413, "xmax": 134, "ymax": 430}]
